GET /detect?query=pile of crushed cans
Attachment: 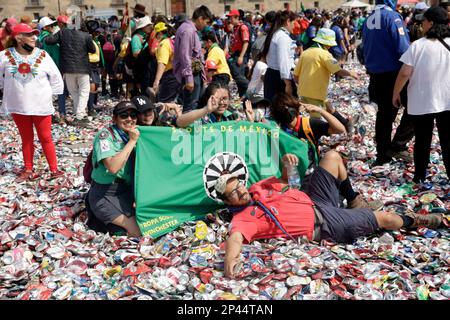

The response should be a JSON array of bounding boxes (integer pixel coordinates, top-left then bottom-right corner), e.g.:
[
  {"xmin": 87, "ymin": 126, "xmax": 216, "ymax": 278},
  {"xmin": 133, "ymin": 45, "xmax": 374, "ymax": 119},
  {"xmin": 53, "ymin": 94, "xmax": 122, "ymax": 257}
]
[{"xmin": 0, "ymin": 64, "xmax": 449, "ymax": 300}]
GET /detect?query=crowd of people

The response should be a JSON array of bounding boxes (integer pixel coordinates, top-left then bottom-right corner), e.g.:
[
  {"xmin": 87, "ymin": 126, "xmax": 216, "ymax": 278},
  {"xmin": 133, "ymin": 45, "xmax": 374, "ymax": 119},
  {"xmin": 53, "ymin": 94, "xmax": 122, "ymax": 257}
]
[{"xmin": 0, "ymin": 0, "xmax": 449, "ymax": 279}]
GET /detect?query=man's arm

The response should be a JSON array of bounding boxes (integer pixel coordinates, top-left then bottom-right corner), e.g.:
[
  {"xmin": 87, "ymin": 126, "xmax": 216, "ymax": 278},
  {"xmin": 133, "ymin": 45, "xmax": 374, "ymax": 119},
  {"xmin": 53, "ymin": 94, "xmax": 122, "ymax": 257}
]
[
  {"xmin": 225, "ymin": 232, "xmax": 244, "ymax": 278},
  {"xmin": 45, "ymin": 30, "xmax": 61, "ymax": 45},
  {"xmin": 392, "ymin": 64, "xmax": 413, "ymax": 108},
  {"xmin": 335, "ymin": 69, "xmax": 358, "ymax": 79}
]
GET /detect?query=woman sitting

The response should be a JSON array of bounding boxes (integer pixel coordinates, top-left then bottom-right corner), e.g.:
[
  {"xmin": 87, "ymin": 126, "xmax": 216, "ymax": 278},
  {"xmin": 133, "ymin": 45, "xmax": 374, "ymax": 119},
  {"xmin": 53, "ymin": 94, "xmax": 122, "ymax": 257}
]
[{"xmin": 87, "ymin": 101, "xmax": 141, "ymax": 237}]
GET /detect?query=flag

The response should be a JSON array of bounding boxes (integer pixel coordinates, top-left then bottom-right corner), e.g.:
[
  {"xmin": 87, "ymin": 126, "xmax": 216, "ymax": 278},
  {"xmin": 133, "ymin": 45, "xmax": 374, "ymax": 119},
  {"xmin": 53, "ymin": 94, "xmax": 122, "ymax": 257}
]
[
  {"xmin": 135, "ymin": 121, "xmax": 317, "ymax": 238},
  {"xmin": 301, "ymin": 2, "xmax": 306, "ymax": 12}
]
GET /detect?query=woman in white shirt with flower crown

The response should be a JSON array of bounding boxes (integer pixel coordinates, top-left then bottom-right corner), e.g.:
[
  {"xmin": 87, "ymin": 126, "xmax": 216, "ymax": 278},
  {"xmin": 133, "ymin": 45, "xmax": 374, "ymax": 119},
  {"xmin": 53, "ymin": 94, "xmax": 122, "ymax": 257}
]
[
  {"xmin": 0, "ymin": 23, "xmax": 64, "ymax": 182},
  {"xmin": 393, "ymin": 6, "xmax": 450, "ymax": 183}
]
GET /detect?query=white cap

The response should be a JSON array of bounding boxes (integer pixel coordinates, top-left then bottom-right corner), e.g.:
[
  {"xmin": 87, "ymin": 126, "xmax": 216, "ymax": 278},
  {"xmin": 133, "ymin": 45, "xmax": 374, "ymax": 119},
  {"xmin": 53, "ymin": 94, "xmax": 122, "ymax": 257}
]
[
  {"xmin": 214, "ymin": 174, "xmax": 237, "ymax": 196},
  {"xmin": 415, "ymin": 2, "xmax": 429, "ymax": 11},
  {"xmin": 39, "ymin": 17, "xmax": 56, "ymax": 29},
  {"xmin": 135, "ymin": 16, "xmax": 152, "ymax": 30}
]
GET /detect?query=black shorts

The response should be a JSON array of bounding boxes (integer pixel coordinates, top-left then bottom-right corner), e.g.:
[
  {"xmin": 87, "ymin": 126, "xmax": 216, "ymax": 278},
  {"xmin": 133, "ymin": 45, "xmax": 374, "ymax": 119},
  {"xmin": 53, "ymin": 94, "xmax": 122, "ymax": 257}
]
[
  {"xmin": 303, "ymin": 166, "xmax": 379, "ymax": 243},
  {"xmin": 88, "ymin": 181, "xmax": 135, "ymax": 225}
]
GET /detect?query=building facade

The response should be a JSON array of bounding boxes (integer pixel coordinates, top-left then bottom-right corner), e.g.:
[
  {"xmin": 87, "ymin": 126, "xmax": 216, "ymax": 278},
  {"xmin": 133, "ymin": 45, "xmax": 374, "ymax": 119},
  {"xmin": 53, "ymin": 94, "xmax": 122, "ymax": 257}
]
[{"xmin": 1, "ymin": 0, "xmax": 369, "ymax": 21}]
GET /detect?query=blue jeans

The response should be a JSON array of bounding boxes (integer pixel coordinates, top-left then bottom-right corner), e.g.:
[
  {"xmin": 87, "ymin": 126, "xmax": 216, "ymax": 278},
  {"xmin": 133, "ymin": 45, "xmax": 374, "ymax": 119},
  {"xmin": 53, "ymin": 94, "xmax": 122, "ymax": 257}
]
[{"xmin": 181, "ymin": 74, "xmax": 202, "ymax": 113}]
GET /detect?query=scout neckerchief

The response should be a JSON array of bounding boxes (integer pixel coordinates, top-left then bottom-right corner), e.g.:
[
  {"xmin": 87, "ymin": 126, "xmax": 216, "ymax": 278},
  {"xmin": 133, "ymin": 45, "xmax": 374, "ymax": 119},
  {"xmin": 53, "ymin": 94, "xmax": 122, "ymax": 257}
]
[
  {"xmin": 228, "ymin": 196, "xmax": 297, "ymax": 242},
  {"xmin": 111, "ymin": 125, "xmax": 130, "ymax": 144}
]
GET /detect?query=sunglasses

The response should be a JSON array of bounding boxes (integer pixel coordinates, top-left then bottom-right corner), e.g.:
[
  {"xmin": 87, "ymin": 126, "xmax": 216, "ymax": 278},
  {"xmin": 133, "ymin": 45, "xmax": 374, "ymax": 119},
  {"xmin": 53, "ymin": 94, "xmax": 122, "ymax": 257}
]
[{"xmin": 118, "ymin": 111, "xmax": 138, "ymax": 119}]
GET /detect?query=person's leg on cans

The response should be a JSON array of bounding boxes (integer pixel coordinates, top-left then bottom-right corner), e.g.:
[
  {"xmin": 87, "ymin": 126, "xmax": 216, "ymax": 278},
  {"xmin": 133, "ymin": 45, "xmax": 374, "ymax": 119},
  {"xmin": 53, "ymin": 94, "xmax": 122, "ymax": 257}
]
[
  {"xmin": 412, "ymin": 113, "xmax": 434, "ymax": 183},
  {"xmin": 436, "ymin": 111, "xmax": 450, "ymax": 180}
]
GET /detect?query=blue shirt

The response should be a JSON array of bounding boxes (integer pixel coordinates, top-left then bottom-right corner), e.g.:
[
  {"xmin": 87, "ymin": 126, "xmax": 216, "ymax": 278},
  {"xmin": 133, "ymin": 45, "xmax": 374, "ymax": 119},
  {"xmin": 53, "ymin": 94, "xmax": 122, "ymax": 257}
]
[
  {"xmin": 330, "ymin": 25, "xmax": 345, "ymax": 57},
  {"xmin": 362, "ymin": 5, "xmax": 410, "ymax": 74}
]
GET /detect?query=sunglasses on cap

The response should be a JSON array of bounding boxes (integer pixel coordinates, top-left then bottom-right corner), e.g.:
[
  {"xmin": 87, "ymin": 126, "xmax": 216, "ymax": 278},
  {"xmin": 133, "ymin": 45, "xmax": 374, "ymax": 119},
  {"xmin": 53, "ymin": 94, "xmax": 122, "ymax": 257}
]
[{"xmin": 118, "ymin": 111, "xmax": 138, "ymax": 119}]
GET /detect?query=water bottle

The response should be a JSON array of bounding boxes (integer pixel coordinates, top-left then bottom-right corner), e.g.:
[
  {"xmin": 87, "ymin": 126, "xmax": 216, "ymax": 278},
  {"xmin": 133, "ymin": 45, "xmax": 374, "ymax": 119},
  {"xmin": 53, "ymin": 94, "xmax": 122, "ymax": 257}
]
[{"xmin": 287, "ymin": 164, "xmax": 301, "ymax": 189}]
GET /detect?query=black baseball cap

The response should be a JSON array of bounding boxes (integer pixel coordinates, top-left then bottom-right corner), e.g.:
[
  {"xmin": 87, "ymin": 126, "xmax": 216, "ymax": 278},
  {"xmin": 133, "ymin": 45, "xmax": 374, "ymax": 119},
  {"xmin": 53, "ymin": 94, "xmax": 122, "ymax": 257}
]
[
  {"xmin": 416, "ymin": 6, "xmax": 449, "ymax": 24},
  {"xmin": 113, "ymin": 101, "xmax": 138, "ymax": 116},
  {"xmin": 131, "ymin": 95, "xmax": 155, "ymax": 113}
]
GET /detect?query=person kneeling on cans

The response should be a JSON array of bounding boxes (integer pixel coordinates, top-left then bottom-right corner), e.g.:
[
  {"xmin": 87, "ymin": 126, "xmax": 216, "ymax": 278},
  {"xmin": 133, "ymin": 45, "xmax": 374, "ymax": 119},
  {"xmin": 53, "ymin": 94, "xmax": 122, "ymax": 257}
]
[
  {"xmin": 87, "ymin": 101, "xmax": 141, "ymax": 237},
  {"xmin": 214, "ymin": 151, "xmax": 443, "ymax": 278}
]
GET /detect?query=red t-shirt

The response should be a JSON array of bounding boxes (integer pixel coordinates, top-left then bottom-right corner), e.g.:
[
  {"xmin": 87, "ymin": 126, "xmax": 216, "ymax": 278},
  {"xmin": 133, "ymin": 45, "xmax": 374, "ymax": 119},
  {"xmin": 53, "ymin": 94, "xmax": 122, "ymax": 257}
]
[
  {"xmin": 230, "ymin": 177, "xmax": 315, "ymax": 243},
  {"xmin": 230, "ymin": 22, "xmax": 250, "ymax": 54}
]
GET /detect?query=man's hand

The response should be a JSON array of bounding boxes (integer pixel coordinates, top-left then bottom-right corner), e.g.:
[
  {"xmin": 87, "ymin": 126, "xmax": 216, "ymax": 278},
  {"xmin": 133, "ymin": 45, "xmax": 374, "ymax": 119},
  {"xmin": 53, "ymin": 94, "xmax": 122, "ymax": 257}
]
[
  {"xmin": 282, "ymin": 154, "xmax": 299, "ymax": 166},
  {"xmin": 184, "ymin": 82, "xmax": 194, "ymax": 92},
  {"xmin": 392, "ymin": 92, "xmax": 402, "ymax": 109},
  {"xmin": 237, "ymin": 56, "xmax": 244, "ymax": 66},
  {"xmin": 349, "ymin": 71, "xmax": 359, "ymax": 80},
  {"xmin": 225, "ymin": 257, "xmax": 240, "ymax": 278},
  {"xmin": 127, "ymin": 126, "xmax": 140, "ymax": 142},
  {"xmin": 152, "ymin": 81, "xmax": 160, "ymax": 94},
  {"xmin": 244, "ymin": 100, "xmax": 255, "ymax": 122}
]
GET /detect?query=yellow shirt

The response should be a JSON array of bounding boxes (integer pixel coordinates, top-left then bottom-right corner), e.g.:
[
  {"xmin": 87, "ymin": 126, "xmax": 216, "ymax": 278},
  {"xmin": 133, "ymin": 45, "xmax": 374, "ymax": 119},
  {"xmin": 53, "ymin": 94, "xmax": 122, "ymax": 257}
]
[
  {"xmin": 293, "ymin": 47, "xmax": 341, "ymax": 101},
  {"xmin": 207, "ymin": 44, "xmax": 231, "ymax": 78},
  {"xmin": 89, "ymin": 40, "xmax": 100, "ymax": 63},
  {"xmin": 156, "ymin": 38, "xmax": 174, "ymax": 72}
]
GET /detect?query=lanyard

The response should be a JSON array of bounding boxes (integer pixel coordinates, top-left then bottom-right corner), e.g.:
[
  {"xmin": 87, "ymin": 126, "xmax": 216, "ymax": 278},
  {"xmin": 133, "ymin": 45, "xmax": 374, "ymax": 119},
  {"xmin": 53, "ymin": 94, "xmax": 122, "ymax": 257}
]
[
  {"xmin": 229, "ymin": 198, "xmax": 297, "ymax": 242},
  {"xmin": 111, "ymin": 125, "xmax": 129, "ymax": 144}
]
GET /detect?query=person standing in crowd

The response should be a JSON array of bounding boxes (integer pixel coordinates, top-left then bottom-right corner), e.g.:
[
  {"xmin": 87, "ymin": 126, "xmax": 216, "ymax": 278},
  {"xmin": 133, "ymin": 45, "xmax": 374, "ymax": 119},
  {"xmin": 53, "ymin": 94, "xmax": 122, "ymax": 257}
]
[
  {"xmin": 37, "ymin": 16, "xmax": 66, "ymax": 124},
  {"xmin": 203, "ymin": 31, "xmax": 232, "ymax": 86},
  {"xmin": 250, "ymin": 11, "xmax": 277, "ymax": 63},
  {"xmin": 213, "ymin": 19, "xmax": 227, "ymax": 50},
  {"xmin": 226, "ymin": 9, "xmax": 250, "ymax": 97},
  {"xmin": 87, "ymin": 27, "xmax": 104, "ymax": 117},
  {"xmin": 262, "ymin": 10, "xmax": 298, "ymax": 101},
  {"xmin": 0, "ymin": 23, "xmax": 64, "ymax": 181},
  {"xmin": 87, "ymin": 101, "xmax": 141, "ymax": 237},
  {"xmin": 363, "ymin": 0, "xmax": 415, "ymax": 166},
  {"xmin": 330, "ymin": 16, "xmax": 348, "ymax": 65},
  {"xmin": 129, "ymin": 3, "xmax": 147, "ymax": 34},
  {"xmin": 130, "ymin": 16, "xmax": 152, "ymax": 97},
  {"xmin": 294, "ymin": 28, "xmax": 358, "ymax": 118},
  {"xmin": 173, "ymin": 5, "xmax": 213, "ymax": 113},
  {"xmin": 246, "ymin": 53, "xmax": 267, "ymax": 100},
  {"xmin": 152, "ymin": 22, "xmax": 180, "ymax": 103},
  {"xmin": 408, "ymin": 2, "xmax": 430, "ymax": 42},
  {"xmin": 392, "ymin": 6, "xmax": 450, "ymax": 183},
  {"xmin": 45, "ymin": 20, "xmax": 96, "ymax": 127},
  {"xmin": 302, "ymin": 15, "xmax": 323, "ymax": 49},
  {"xmin": 0, "ymin": 18, "xmax": 17, "ymax": 51}
]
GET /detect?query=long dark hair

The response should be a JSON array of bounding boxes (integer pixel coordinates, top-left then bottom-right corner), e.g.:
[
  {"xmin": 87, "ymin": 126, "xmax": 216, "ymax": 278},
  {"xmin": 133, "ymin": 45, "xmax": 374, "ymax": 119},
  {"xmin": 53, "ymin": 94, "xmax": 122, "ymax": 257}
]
[
  {"xmin": 261, "ymin": 10, "xmax": 297, "ymax": 59},
  {"xmin": 198, "ymin": 82, "xmax": 230, "ymax": 109},
  {"xmin": 270, "ymin": 93, "xmax": 301, "ymax": 127},
  {"xmin": 425, "ymin": 23, "xmax": 450, "ymax": 39}
]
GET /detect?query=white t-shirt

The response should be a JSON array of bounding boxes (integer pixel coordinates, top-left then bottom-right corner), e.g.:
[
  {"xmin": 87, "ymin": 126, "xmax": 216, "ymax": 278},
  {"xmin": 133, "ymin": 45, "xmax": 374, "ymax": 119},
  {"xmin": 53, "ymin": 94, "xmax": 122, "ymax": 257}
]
[
  {"xmin": 400, "ymin": 37, "xmax": 450, "ymax": 116},
  {"xmin": 247, "ymin": 61, "xmax": 268, "ymax": 97},
  {"xmin": 0, "ymin": 47, "xmax": 63, "ymax": 116}
]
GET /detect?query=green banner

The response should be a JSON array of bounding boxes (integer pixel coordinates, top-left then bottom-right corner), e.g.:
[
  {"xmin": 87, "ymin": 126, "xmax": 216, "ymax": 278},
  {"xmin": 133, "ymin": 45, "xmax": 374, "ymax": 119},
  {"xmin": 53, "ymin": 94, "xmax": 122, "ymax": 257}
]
[{"xmin": 135, "ymin": 121, "xmax": 316, "ymax": 238}]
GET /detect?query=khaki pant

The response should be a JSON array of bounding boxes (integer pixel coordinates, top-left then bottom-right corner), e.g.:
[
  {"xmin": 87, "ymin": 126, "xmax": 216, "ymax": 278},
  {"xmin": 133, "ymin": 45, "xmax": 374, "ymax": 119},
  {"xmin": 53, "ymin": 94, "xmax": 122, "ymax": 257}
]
[
  {"xmin": 300, "ymin": 96, "xmax": 327, "ymax": 119},
  {"xmin": 65, "ymin": 73, "xmax": 90, "ymax": 119}
]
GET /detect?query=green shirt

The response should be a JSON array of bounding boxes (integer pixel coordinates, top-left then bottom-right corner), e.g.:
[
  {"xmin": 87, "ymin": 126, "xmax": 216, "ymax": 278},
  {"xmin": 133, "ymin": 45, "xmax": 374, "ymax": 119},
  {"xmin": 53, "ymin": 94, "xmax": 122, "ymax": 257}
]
[
  {"xmin": 91, "ymin": 126, "xmax": 133, "ymax": 185},
  {"xmin": 131, "ymin": 30, "xmax": 147, "ymax": 55},
  {"xmin": 38, "ymin": 30, "xmax": 60, "ymax": 67}
]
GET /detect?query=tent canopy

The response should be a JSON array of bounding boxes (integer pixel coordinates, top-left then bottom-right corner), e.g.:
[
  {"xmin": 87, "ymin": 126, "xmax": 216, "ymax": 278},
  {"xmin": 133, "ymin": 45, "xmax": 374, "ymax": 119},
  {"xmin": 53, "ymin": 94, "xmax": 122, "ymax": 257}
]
[{"xmin": 341, "ymin": 0, "xmax": 371, "ymax": 8}]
